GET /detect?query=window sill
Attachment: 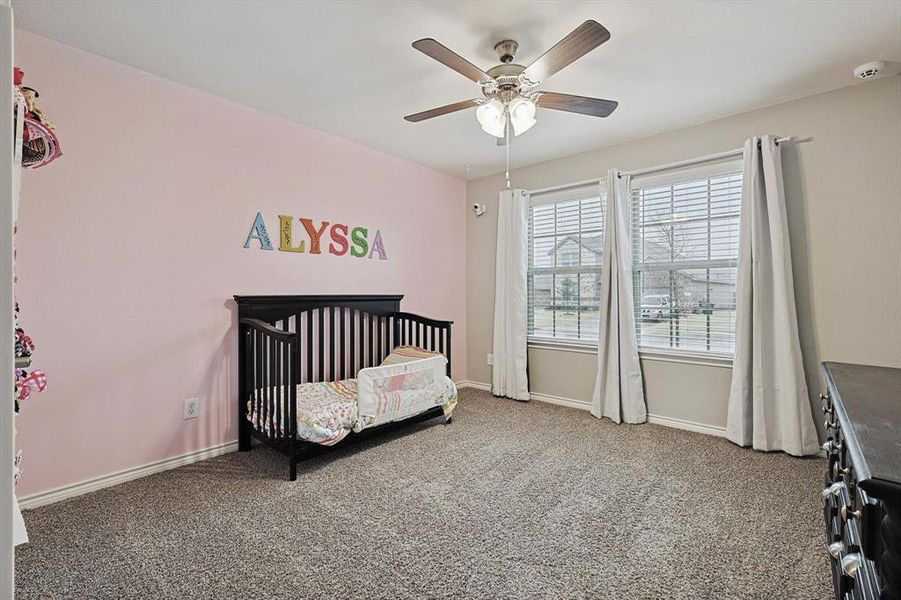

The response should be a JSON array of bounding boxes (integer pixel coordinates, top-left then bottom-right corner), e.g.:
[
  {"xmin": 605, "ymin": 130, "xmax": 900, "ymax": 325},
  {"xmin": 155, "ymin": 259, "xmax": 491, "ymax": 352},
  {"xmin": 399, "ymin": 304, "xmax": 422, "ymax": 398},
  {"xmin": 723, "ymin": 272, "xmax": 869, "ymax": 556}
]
[
  {"xmin": 526, "ymin": 337, "xmax": 733, "ymax": 368},
  {"xmin": 638, "ymin": 348, "xmax": 733, "ymax": 369},
  {"xmin": 527, "ymin": 337, "xmax": 598, "ymax": 355}
]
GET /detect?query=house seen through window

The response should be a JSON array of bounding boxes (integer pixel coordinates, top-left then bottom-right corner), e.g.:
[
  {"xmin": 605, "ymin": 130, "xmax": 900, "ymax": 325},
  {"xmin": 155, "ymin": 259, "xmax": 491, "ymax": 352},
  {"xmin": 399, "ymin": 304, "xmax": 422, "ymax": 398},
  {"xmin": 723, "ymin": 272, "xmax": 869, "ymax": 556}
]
[
  {"xmin": 631, "ymin": 159, "xmax": 742, "ymax": 355},
  {"xmin": 527, "ymin": 184, "xmax": 605, "ymax": 342}
]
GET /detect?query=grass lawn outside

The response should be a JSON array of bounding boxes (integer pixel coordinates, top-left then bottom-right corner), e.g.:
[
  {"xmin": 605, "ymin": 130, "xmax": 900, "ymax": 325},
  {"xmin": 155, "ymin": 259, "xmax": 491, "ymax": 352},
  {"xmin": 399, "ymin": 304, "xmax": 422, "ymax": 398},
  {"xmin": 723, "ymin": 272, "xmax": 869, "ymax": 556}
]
[{"xmin": 531, "ymin": 308, "xmax": 736, "ymax": 354}]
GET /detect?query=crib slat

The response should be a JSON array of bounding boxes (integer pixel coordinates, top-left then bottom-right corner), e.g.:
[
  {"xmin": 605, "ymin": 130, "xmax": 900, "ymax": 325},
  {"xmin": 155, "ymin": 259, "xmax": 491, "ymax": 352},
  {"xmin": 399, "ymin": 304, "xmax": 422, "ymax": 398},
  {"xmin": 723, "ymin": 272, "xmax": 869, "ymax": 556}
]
[
  {"xmin": 242, "ymin": 326, "xmax": 251, "ymax": 435},
  {"xmin": 317, "ymin": 308, "xmax": 325, "ymax": 382},
  {"xmin": 446, "ymin": 325, "xmax": 452, "ymax": 377},
  {"xmin": 249, "ymin": 328, "xmax": 255, "ymax": 429},
  {"xmin": 255, "ymin": 330, "xmax": 262, "ymax": 429},
  {"xmin": 281, "ymin": 339, "xmax": 287, "ymax": 440},
  {"xmin": 349, "ymin": 309, "xmax": 356, "ymax": 377},
  {"xmin": 340, "ymin": 306, "xmax": 346, "ymax": 380},
  {"xmin": 253, "ymin": 329, "xmax": 258, "ymax": 429},
  {"xmin": 390, "ymin": 315, "xmax": 397, "ymax": 352},
  {"xmin": 268, "ymin": 335, "xmax": 274, "ymax": 436},
  {"xmin": 261, "ymin": 330, "xmax": 266, "ymax": 430},
  {"xmin": 260, "ymin": 329, "xmax": 267, "ymax": 432},
  {"xmin": 274, "ymin": 339, "xmax": 280, "ymax": 440},
  {"xmin": 367, "ymin": 313, "xmax": 373, "ymax": 368},
  {"xmin": 357, "ymin": 310, "xmax": 366, "ymax": 371},
  {"xmin": 375, "ymin": 315, "xmax": 382, "ymax": 364},
  {"xmin": 271, "ymin": 337, "xmax": 277, "ymax": 432},
  {"xmin": 268, "ymin": 336, "xmax": 274, "ymax": 439},
  {"xmin": 329, "ymin": 306, "xmax": 335, "ymax": 381},
  {"xmin": 283, "ymin": 339, "xmax": 289, "ymax": 441},
  {"xmin": 284, "ymin": 340, "xmax": 290, "ymax": 440},
  {"xmin": 306, "ymin": 310, "xmax": 313, "ymax": 384},
  {"xmin": 289, "ymin": 340, "xmax": 298, "ymax": 440}
]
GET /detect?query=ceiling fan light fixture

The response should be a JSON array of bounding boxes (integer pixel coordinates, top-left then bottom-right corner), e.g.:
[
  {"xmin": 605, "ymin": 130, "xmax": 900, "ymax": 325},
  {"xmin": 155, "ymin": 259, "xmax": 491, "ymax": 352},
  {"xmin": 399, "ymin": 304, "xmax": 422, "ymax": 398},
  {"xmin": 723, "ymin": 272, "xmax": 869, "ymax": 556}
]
[
  {"xmin": 476, "ymin": 98, "xmax": 506, "ymax": 138},
  {"xmin": 509, "ymin": 97, "xmax": 537, "ymax": 136}
]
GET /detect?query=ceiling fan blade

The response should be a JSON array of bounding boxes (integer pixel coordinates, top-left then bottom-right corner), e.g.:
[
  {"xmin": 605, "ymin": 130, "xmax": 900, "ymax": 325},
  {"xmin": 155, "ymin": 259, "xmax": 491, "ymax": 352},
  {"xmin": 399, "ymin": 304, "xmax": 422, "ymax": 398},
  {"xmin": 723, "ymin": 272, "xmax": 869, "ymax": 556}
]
[
  {"xmin": 404, "ymin": 99, "xmax": 481, "ymax": 122},
  {"xmin": 412, "ymin": 38, "xmax": 493, "ymax": 84},
  {"xmin": 536, "ymin": 92, "xmax": 618, "ymax": 117},
  {"xmin": 521, "ymin": 21, "xmax": 611, "ymax": 84}
]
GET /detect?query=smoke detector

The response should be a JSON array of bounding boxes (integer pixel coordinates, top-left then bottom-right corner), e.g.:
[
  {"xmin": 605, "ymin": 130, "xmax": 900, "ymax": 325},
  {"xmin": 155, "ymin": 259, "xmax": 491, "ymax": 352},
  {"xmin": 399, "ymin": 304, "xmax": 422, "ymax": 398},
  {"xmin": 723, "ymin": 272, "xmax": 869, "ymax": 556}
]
[{"xmin": 854, "ymin": 61, "xmax": 885, "ymax": 80}]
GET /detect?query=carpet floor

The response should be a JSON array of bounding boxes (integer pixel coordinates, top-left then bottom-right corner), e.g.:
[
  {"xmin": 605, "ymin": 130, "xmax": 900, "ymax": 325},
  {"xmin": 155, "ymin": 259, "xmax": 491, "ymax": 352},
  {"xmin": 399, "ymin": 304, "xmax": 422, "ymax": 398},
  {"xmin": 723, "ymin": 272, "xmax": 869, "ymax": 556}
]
[{"xmin": 16, "ymin": 388, "xmax": 830, "ymax": 599}]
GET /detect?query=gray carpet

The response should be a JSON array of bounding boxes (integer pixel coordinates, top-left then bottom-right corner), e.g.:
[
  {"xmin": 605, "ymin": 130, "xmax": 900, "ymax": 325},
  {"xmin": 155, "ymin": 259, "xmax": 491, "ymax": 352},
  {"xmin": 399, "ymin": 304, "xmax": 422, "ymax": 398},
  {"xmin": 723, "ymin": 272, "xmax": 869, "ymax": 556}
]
[{"xmin": 16, "ymin": 388, "xmax": 830, "ymax": 599}]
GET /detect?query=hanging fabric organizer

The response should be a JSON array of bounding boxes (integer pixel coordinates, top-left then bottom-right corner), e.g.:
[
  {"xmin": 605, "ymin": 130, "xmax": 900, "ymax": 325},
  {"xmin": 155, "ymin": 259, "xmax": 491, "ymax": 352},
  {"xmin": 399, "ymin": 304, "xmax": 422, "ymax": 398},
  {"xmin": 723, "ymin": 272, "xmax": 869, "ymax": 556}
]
[
  {"xmin": 10, "ymin": 66, "xmax": 61, "ymax": 546},
  {"xmin": 15, "ymin": 67, "xmax": 62, "ymax": 169}
]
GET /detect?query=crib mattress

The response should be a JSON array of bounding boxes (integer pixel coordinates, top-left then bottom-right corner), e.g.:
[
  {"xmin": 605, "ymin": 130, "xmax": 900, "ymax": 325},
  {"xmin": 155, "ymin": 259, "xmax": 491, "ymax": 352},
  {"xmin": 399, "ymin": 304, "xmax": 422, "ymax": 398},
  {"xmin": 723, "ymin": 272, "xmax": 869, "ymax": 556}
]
[{"xmin": 247, "ymin": 377, "xmax": 457, "ymax": 446}]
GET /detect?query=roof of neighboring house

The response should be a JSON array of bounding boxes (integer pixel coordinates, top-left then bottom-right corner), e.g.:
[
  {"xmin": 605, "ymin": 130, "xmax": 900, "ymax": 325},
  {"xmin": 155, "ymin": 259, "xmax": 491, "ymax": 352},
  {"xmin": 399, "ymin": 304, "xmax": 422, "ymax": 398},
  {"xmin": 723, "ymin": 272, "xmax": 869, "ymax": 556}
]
[
  {"xmin": 548, "ymin": 234, "xmax": 603, "ymax": 256},
  {"xmin": 545, "ymin": 235, "xmax": 734, "ymax": 289},
  {"xmin": 548, "ymin": 234, "xmax": 671, "ymax": 258}
]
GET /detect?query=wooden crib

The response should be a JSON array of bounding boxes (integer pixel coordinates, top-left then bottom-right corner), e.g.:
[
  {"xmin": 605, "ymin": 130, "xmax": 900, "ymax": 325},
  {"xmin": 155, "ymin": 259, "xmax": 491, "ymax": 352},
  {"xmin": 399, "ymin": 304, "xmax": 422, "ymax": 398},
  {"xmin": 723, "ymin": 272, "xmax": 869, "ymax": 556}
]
[{"xmin": 234, "ymin": 294, "xmax": 453, "ymax": 480}]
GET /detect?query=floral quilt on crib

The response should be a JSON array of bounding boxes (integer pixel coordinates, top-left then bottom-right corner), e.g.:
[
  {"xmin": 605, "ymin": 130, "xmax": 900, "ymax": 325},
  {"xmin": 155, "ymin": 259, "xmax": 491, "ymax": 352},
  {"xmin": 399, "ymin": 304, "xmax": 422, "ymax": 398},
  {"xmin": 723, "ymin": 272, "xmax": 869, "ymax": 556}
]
[{"xmin": 247, "ymin": 376, "xmax": 456, "ymax": 446}]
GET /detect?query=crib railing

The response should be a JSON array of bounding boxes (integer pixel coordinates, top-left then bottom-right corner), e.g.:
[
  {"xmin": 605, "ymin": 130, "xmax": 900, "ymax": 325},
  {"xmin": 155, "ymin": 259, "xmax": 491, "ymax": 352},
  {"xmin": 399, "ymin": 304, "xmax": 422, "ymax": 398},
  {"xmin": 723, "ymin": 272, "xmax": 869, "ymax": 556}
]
[
  {"xmin": 238, "ymin": 318, "xmax": 298, "ymax": 455},
  {"xmin": 393, "ymin": 312, "xmax": 452, "ymax": 377},
  {"xmin": 259, "ymin": 309, "xmax": 453, "ymax": 383}
]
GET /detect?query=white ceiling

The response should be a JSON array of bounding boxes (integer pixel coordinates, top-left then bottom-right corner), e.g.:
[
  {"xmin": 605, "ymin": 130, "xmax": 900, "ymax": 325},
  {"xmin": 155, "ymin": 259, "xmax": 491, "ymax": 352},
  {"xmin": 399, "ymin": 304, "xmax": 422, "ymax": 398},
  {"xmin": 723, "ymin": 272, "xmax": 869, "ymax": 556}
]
[{"xmin": 13, "ymin": 1, "xmax": 901, "ymax": 179}]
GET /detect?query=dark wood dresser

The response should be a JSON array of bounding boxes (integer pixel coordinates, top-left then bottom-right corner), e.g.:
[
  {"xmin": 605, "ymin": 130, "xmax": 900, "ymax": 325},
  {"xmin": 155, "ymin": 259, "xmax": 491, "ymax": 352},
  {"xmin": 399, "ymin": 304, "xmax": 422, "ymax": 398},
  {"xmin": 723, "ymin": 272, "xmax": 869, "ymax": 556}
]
[{"xmin": 821, "ymin": 362, "xmax": 901, "ymax": 600}]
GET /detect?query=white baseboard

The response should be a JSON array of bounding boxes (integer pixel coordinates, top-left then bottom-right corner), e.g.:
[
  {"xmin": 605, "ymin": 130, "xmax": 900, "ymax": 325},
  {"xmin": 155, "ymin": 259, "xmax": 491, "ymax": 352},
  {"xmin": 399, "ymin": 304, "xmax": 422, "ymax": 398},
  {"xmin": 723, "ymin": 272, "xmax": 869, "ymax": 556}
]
[
  {"xmin": 18, "ymin": 440, "xmax": 239, "ymax": 510},
  {"xmin": 456, "ymin": 380, "xmax": 490, "ymax": 391},
  {"xmin": 529, "ymin": 391, "xmax": 592, "ymax": 411},
  {"xmin": 457, "ymin": 380, "xmax": 727, "ymax": 438},
  {"xmin": 646, "ymin": 414, "xmax": 727, "ymax": 438}
]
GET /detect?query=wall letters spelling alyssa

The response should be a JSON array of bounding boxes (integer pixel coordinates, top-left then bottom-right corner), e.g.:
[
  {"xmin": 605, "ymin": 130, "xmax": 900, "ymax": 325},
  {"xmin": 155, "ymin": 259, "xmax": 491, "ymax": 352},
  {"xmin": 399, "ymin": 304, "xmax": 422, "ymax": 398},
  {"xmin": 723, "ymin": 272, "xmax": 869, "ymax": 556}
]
[{"xmin": 243, "ymin": 212, "xmax": 387, "ymax": 260}]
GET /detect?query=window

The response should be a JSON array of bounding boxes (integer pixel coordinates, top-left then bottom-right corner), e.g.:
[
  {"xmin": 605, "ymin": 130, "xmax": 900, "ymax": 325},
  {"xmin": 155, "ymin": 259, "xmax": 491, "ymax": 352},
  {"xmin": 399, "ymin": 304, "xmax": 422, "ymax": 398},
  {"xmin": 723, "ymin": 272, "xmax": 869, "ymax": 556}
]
[
  {"xmin": 630, "ymin": 160, "xmax": 742, "ymax": 355},
  {"xmin": 528, "ymin": 183, "xmax": 605, "ymax": 343}
]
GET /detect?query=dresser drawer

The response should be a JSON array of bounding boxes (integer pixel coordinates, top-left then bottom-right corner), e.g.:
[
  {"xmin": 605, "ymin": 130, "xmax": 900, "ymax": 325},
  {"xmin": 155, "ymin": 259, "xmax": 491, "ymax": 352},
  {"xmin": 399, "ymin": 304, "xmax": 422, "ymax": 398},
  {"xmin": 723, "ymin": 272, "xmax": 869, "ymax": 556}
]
[{"xmin": 820, "ymin": 363, "xmax": 901, "ymax": 600}]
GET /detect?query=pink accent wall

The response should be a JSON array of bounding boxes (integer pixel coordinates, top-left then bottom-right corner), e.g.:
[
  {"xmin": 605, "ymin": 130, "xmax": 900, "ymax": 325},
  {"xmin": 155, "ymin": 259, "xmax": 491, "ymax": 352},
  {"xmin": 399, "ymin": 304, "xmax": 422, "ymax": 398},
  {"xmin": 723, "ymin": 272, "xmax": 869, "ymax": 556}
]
[{"xmin": 13, "ymin": 31, "xmax": 467, "ymax": 497}]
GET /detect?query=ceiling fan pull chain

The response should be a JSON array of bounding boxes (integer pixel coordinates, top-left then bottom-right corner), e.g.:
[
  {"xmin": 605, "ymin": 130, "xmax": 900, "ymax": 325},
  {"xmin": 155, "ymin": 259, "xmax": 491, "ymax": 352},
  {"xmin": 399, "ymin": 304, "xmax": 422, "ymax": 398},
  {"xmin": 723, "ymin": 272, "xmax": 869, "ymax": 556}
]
[{"xmin": 505, "ymin": 117, "xmax": 511, "ymax": 190}]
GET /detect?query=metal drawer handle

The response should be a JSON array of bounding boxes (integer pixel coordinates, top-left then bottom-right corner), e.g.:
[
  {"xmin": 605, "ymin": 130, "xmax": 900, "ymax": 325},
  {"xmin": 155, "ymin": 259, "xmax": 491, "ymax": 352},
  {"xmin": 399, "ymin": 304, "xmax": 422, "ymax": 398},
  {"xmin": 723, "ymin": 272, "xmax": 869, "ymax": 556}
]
[
  {"xmin": 821, "ymin": 481, "xmax": 845, "ymax": 503},
  {"xmin": 827, "ymin": 541, "xmax": 846, "ymax": 559},
  {"xmin": 831, "ymin": 462, "xmax": 852, "ymax": 481},
  {"xmin": 822, "ymin": 439, "xmax": 842, "ymax": 453},
  {"xmin": 840, "ymin": 553, "xmax": 862, "ymax": 578},
  {"xmin": 840, "ymin": 505, "xmax": 861, "ymax": 522}
]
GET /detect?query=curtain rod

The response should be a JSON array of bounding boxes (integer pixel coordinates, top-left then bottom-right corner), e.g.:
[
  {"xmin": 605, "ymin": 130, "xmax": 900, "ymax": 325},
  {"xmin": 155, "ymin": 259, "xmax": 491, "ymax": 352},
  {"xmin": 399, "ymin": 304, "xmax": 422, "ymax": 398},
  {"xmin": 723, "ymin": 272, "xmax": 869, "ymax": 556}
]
[
  {"xmin": 529, "ymin": 136, "xmax": 792, "ymax": 194},
  {"xmin": 529, "ymin": 177, "xmax": 603, "ymax": 196},
  {"xmin": 619, "ymin": 136, "xmax": 792, "ymax": 179}
]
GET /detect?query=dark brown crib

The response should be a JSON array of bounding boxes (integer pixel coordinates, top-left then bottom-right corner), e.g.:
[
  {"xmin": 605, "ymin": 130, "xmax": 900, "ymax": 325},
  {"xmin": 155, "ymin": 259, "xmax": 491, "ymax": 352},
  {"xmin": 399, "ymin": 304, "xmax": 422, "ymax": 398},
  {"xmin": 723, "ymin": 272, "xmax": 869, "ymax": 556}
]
[{"xmin": 234, "ymin": 294, "xmax": 453, "ymax": 480}]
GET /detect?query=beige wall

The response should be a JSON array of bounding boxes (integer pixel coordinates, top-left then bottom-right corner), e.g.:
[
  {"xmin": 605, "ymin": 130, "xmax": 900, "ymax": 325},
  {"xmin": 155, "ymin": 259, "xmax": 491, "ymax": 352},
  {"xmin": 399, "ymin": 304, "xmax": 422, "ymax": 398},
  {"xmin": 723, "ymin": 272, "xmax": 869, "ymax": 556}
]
[{"xmin": 466, "ymin": 76, "xmax": 901, "ymax": 432}]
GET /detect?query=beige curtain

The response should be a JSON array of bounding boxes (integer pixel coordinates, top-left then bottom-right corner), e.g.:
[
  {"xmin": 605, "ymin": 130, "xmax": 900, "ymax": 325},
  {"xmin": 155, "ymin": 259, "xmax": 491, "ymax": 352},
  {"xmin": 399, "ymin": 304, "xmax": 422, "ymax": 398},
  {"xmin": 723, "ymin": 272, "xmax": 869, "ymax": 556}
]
[
  {"xmin": 592, "ymin": 171, "xmax": 646, "ymax": 423},
  {"xmin": 726, "ymin": 136, "xmax": 818, "ymax": 456},
  {"xmin": 492, "ymin": 189, "xmax": 530, "ymax": 400}
]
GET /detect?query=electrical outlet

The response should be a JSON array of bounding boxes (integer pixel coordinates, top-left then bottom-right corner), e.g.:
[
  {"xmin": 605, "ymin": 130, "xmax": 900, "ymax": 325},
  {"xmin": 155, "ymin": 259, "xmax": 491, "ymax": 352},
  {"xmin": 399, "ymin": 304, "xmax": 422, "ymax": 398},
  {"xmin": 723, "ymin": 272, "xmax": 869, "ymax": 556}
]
[
  {"xmin": 183, "ymin": 397, "xmax": 200, "ymax": 420},
  {"xmin": 487, "ymin": 353, "xmax": 493, "ymax": 366}
]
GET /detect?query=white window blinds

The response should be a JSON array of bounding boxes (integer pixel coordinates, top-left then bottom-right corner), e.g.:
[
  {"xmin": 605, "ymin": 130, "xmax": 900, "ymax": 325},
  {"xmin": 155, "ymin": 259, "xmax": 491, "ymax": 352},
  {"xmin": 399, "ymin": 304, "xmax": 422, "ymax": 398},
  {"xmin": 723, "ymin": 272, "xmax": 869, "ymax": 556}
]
[
  {"xmin": 630, "ymin": 160, "xmax": 742, "ymax": 355},
  {"xmin": 528, "ymin": 182, "xmax": 606, "ymax": 342}
]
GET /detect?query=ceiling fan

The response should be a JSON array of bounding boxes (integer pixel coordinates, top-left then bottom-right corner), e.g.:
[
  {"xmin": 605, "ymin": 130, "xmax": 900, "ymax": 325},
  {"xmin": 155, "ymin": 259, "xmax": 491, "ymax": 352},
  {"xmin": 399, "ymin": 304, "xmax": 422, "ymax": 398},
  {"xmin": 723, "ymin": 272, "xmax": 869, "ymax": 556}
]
[{"xmin": 404, "ymin": 20, "xmax": 618, "ymax": 142}]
